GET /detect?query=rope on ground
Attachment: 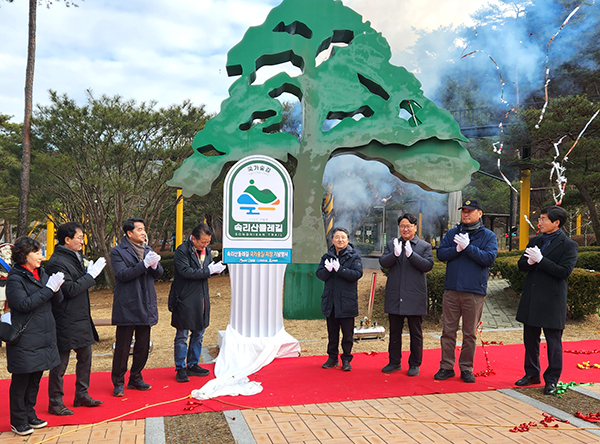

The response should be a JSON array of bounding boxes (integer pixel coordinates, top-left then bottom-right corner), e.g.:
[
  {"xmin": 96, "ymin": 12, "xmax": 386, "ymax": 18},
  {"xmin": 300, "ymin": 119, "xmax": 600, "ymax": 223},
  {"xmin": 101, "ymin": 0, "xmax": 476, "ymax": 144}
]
[
  {"xmin": 36, "ymin": 395, "xmax": 192, "ymax": 444},
  {"xmin": 211, "ymin": 398, "xmax": 600, "ymax": 432}
]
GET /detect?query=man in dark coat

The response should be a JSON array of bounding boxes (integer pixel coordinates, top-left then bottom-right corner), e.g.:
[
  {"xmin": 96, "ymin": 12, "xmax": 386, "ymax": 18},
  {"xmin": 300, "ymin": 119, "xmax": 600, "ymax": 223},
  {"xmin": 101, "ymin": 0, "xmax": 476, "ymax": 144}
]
[
  {"xmin": 46, "ymin": 222, "xmax": 106, "ymax": 415},
  {"xmin": 379, "ymin": 213, "xmax": 433, "ymax": 376},
  {"xmin": 168, "ymin": 223, "xmax": 226, "ymax": 383},
  {"xmin": 515, "ymin": 206, "xmax": 578, "ymax": 395},
  {"xmin": 436, "ymin": 199, "xmax": 497, "ymax": 383},
  {"xmin": 316, "ymin": 227, "xmax": 363, "ymax": 371},
  {"xmin": 110, "ymin": 218, "xmax": 163, "ymax": 397}
]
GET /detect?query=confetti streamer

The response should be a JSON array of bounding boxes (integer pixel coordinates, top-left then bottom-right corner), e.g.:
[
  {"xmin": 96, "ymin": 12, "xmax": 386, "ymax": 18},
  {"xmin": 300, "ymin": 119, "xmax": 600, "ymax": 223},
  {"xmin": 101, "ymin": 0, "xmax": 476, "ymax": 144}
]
[
  {"xmin": 461, "ymin": 49, "xmax": 516, "ymax": 190},
  {"xmin": 535, "ymin": 1, "xmax": 596, "ymax": 129},
  {"xmin": 549, "ymin": 109, "xmax": 600, "ymax": 205},
  {"xmin": 523, "ymin": 214, "xmax": 536, "ymax": 231},
  {"xmin": 461, "ymin": 50, "xmax": 508, "ymax": 105},
  {"xmin": 498, "ymin": 159, "xmax": 518, "ymax": 193}
]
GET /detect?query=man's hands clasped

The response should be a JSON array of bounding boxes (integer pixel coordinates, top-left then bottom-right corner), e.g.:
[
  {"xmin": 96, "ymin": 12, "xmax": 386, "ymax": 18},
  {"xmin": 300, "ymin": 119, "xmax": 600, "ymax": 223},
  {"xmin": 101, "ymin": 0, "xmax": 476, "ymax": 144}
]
[
  {"xmin": 143, "ymin": 251, "xmax": 161, "ymax": 269},
  {"xmin": 454, "ymin": 233, "xmax": 470, "ymax": 252},
  {"xmin": 324, "ymin": 258, "xmax": 340, "ymax": 272},
  {"xmin": 524, "ymin": 245, "xmax": 543, "ymax": 265}
]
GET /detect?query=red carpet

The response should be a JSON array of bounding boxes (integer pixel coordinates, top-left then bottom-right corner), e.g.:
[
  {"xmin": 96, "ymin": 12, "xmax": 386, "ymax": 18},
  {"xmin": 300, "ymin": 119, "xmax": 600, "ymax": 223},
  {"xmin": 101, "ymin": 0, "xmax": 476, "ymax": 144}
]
[{"xmin": 1, "ymin": 340, "xmax": 599, "ymax": 432}]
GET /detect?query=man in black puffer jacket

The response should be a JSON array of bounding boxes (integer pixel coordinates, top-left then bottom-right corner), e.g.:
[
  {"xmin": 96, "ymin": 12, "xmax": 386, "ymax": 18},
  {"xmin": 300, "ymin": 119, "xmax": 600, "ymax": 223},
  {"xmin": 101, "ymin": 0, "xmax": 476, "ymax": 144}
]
[
  {"xmin": 46, "ymin": 222, "xmax": 106, "ymax": 415},
  {"xmin": 316, "ymin": 227, "xmax": 363, "ymax": 372}
]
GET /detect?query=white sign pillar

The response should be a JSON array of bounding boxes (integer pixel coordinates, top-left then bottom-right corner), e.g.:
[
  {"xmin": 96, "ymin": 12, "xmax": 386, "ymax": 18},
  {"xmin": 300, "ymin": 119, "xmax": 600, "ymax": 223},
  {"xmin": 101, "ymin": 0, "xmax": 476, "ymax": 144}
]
[
  {"xmin": 215, "ymin": 155, "xmax": 299, "ymax": 378},
  {"xmin": 228, "ymin": 262, "xmax": 286, "ymax": 337}
]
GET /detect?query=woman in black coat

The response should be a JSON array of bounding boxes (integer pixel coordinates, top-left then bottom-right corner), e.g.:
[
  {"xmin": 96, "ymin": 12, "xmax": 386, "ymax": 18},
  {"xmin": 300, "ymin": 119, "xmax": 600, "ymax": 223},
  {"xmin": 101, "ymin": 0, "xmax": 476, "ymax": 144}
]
[
  {"xmin": 316, "ymin": 227, "xmax": 363, "ymax": 371},
  {"xmin": 5, "ymin": 237, "xmax": 64, "ymax": 436}
]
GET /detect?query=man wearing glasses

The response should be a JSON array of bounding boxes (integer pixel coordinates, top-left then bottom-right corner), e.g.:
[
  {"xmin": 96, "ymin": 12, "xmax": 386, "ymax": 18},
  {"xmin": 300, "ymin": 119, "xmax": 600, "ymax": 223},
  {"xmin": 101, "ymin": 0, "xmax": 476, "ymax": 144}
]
[
  {"xmin": 379, "ymin": 213, "xmax": 434, "ymax": 377},
  {"xmin": 46, "ymin": 222, "xmax": 106, "ymax": 415},
  {"xmin": 514, "ymin": 206, "xmax": 578, "ymax": 395},
  {"xmin": 435, "ymin": 199, "xmax": 497, "ymax": 383}
]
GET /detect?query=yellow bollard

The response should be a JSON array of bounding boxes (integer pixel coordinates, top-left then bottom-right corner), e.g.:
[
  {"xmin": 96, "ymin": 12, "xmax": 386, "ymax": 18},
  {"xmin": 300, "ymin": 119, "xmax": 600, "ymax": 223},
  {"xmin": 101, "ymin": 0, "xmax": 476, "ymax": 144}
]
[{"xmin": 519, "ymin": 170, "xmax": 531, "ymax": 250}]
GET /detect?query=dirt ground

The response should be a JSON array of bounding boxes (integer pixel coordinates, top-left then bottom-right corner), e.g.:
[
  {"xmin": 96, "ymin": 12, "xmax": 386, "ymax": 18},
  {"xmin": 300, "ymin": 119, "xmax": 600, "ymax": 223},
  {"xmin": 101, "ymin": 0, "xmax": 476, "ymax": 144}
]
[{"xmin": 0, "ymin": 269, "xmax": 599, "ymax": 380}]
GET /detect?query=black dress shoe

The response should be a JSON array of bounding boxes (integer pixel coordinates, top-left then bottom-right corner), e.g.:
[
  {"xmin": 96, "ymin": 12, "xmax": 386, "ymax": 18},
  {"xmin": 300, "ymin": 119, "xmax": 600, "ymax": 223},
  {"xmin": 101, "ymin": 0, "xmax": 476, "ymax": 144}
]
[
  {"xmin": 515, "ymin": 375, "xmax": 541, "ymax": 386},
  {"xmin": 48, "ymin": 404, "xmax": 74, "ymax": 416},
  {"xmin": 127, "ymin": 380, "xmax": 152, "ymax": 391},
  {"xmin": 544, "ymin": 383, "xmax": 557, "ymax": 395},
  {"xmin": 73, "ymin": 395, "xmax": 104, "ymax": 407},
  {"xmin": 382, "ymin": 363, "xmax": 402, "ymax": 373}
]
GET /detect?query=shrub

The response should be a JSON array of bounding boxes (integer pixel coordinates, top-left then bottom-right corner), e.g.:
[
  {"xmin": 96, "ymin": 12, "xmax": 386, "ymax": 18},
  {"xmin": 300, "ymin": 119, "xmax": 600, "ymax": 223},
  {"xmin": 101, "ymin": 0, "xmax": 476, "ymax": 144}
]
[
  {"xmin": 158, "ymin": 257, "xmax": 175, "ymax": 282},
  {"xmin": 575, "ymin": 251, "xmax": 600, "ymax": 271},
  {"xmin": 493, "ymin": 257, "xmax": 600, "ymax": 320},
  {"xmin": 567, "ymin": 269, "xmax": 600, "ymax": 319},
  {"xmin": 491, "ymin": 256, "xmax": 525, "ymax": 293},
  {"xmin": 426, "ymin": 265, "xmax": 446, "ymax": 320}
]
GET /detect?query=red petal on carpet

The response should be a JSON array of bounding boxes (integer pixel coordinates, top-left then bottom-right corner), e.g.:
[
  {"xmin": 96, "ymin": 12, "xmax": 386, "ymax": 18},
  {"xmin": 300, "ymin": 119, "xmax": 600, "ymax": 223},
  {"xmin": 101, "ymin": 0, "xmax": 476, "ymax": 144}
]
[{"xmin": 1, "ymin": 340, "xmax": 599, "ymax": 432}]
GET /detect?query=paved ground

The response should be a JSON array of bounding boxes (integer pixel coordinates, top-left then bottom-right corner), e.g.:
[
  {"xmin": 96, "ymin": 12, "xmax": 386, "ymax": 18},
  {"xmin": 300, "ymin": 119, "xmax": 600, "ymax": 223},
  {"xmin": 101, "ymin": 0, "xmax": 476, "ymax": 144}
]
[{"xmin": 2, "ymin": 278, "xmax": 599, "ymax": 443}]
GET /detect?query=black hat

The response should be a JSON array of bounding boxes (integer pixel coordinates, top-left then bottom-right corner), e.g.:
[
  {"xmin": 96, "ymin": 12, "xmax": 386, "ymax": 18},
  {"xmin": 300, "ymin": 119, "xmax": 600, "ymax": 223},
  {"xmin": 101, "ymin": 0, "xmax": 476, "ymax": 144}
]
[{"xmin": 459, "ymin": 199, "xmax": 483, "ymax": 211}]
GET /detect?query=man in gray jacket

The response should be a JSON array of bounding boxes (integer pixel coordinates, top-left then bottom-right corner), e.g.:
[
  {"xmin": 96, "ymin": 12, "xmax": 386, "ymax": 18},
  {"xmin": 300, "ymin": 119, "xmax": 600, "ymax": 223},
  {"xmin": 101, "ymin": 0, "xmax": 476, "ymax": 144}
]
[{"xmin": 379, "ymin": 213, "xmax": 434, "ymax": 376}]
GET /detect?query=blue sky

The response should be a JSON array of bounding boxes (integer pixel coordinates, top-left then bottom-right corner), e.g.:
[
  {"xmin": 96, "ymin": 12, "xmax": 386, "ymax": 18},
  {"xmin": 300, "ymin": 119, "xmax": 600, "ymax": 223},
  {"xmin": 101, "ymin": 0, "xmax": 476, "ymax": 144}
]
[{"xmin": 0, "ymin": 0, "xmax": 492, "ymax": 123}]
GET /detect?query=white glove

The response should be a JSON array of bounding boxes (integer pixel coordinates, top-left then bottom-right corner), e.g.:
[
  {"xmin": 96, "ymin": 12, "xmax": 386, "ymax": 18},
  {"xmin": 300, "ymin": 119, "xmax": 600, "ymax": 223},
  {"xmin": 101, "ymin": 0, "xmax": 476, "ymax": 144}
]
[
  {"xmin": 208, "ymin": 261, "xmax": 226, "ymax": 275},
  {"xmin": 454, "ymin": 233, "xmax": 470, "ymax": 252},
  {"xmin": 331, "ymin": 258, "xmax": 340, "ymax": 272},
  {"xmin": 393, "ymin": 238, "xmax": 401, "ymax": 257},
  {"xmin": 87, "ymin": 257, "xmax": 106, "ymax": 279},
  {"xmin": 525, "ymin": 246, "xmax": 543, "ymax": 264},
  {"xmin": 404, "ymin": 240, "xmax": 413, "ymax": 258},
  {"xmin": 46, "ymin": 272, "xmax": 65, "ymax": 292},
  {"xmin": 324, "ymin": 258, "xmax": 333, "ymax": 272},
  {"xmin": 143, "ymin": 251, "xmax": 161, "ymax": 268}
]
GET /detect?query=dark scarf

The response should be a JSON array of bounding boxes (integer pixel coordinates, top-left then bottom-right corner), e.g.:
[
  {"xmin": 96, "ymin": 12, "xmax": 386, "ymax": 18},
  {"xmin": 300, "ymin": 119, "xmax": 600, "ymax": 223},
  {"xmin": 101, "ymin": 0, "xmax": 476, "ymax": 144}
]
[
  {"xmin": 126, "ymin": 236, "xmax": 146, "ymax": 261},
  {"xmin": 460, "ymin": 219, "xmax": 482, "ymax": 233},
  {"xmin": 541, "ymin": 228, "xmax": 562, "ymax": 253}
]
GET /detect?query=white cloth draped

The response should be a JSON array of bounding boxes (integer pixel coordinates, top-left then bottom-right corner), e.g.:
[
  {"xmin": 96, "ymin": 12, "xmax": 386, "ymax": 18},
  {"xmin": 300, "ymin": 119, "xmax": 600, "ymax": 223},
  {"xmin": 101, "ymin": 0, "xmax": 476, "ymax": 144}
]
[{"xmin": 191, "ymin": 324, "xmax": 300, "ymax": 400}]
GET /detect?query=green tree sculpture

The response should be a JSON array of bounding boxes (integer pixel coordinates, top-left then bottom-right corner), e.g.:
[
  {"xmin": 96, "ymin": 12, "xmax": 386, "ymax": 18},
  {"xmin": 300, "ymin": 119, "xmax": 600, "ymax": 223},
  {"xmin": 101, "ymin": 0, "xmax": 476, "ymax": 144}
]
[{"xmin": 168, "ymin": 0, "xmax": 479, "ymax": 264}]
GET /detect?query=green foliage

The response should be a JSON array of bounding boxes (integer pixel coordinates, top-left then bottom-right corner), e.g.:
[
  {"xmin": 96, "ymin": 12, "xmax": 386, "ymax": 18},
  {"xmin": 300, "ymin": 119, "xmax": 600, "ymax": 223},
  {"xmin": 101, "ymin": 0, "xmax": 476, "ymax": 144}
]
[
  {"xmin": 517, "ymin": 95, "xmax": 600, "ymax": 240},
  {"xmin": 0, "ymin": 114, "xmax": 22, "ymax": 234},
  {"xmin": 158, "ymin": 257, "xmax": 175, "ymax": 282},
  {"xmin": 575, "ymin": 251, "xmax": 600, "ymax": 271},
  {"xmin": 567, "ymin": 269, "xmax": 600, "ymax": 320},
  {"xmin": 426, "ymin": 265, "xmax": 447, "ymax": 321},
  {"xmin": 492, "ymin": 256, "xmax": 600, "ymax": 320},
  {"xmin": 31, "ymin": 90, "xmax": 210, "ymax": 264},
  {"xmin": 490, "ymin": 256, "xmax": 525, "ymax": 293},
  {"xmin": 461, "ymin": 171, "xmax": 516, "ymax": 215}
]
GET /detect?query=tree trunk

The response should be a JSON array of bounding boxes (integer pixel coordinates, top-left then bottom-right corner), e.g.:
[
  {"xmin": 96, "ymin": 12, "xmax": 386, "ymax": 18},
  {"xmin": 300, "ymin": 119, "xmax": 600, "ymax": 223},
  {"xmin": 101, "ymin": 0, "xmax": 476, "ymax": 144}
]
[
  {"xmin": 574, "ymin": 181, "xmax": 600, "ymax": 242},
  {"xmin": 17, "ymin": 0, "xmax": 37, "ymax": 237}
]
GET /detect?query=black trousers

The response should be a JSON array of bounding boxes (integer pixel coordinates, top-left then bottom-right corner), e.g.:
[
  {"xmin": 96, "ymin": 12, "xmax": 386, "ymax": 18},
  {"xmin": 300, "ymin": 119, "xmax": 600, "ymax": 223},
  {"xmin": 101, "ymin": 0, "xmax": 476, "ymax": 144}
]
[
  {"xmin": 388, "ymin": 314, "xmax": 423, "ymax": 367},
  {"xmin": 10, "ymin": 371, "xmax": 43, "ymax": 426},
  {"xmin": 48, "ymin": 345, "xmax": 92, "ymax": 405},
  {"xmin": 523, "ymin": 324, "xmax": 563, "ymax": 385},
  {"xmin": 111, "ymin": 325, "xmax": 151, "ymax": 387},
  {"xmin": 326, "ymin": 314, "xmax": 354, "ymax": 362}
]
